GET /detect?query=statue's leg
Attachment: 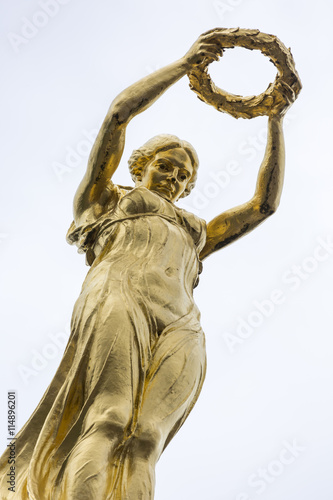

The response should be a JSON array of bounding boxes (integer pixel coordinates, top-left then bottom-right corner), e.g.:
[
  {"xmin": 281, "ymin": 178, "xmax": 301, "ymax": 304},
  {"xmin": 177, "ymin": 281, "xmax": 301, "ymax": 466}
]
[
  {"xmin": 60, "ymin": 399, "xmax": 132, "ymax": 499},
  {"xmin": 116, "ymin": 323, "xmax": 206, "ymax": 500},
  {"xmin": 59, "ymin": 299, "xmax": 144, "ymax": 500}
]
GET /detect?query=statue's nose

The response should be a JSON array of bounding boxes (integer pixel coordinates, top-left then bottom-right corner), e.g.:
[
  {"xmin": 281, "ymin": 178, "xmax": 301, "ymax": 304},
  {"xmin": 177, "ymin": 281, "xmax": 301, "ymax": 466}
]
[{"xmin": 169, "ymin": 167, "xmax": 178, "ymax": 183}]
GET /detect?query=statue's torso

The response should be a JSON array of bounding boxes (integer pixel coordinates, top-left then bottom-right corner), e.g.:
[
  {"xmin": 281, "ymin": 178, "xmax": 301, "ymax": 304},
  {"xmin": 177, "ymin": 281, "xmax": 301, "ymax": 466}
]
[{"xmin": 77, "ymin": 186, "xmax": 206, "ymax": 332}]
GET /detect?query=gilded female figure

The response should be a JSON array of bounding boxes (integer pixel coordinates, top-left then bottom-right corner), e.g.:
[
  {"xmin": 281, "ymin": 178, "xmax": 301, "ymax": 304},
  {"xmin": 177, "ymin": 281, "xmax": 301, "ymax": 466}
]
[{"xmin": 0, "ymin": 30, "xmax": 296, "ymax": 499}]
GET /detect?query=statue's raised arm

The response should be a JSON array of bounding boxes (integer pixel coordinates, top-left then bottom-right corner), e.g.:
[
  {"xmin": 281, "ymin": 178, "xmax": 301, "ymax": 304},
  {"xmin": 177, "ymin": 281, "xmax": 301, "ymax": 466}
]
[
  {"xmin": 73, "ymin": 30, "xmax": 224, "ymax": 226},
  {"xmin": 201, "ymin": 80, "xmax": 296, "ymax": 260}
]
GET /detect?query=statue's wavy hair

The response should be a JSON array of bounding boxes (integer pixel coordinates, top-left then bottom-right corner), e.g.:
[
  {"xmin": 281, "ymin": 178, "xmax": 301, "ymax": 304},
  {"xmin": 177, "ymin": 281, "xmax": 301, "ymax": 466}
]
[{"xmin": 128, "ymin": 134, "xmax": 199, "ymax": 199}]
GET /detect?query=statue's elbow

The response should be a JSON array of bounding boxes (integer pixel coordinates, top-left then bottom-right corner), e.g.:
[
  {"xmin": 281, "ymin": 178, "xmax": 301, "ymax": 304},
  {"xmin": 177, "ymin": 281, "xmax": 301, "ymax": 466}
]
[
  {"xmin": 108, "ymin": 100, "xmax": 130, "ymax": 126},
  {"xmin": 259, "ymin": 201, "xmax": 279, "ymax": 218}
]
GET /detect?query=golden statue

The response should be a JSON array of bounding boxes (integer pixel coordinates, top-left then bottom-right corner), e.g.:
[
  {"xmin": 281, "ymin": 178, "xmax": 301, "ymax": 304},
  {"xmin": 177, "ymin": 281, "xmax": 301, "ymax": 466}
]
[{"xmin": 0, "ymin": 28, "xmax": 301, "ymax": 499}]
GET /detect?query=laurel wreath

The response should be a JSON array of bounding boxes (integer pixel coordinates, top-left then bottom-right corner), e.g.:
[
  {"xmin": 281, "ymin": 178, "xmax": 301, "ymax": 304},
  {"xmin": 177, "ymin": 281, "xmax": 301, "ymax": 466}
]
[{"xmin": 188, "ymin": 28, "xmax": 302, "ymax": 119}]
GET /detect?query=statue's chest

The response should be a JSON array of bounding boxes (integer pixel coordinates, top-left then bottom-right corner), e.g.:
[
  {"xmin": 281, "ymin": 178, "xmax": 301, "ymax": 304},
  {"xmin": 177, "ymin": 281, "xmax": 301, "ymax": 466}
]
[{"xmin": 117, "ymin": 187, "xmax": 181, "ymax": 222}]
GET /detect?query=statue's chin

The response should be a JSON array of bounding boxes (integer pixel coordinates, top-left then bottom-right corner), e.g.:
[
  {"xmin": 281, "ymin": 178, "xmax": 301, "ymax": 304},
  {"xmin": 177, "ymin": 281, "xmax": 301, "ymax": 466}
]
[
  {"xmin": 136, "ymin": 182, "xmax": 178, "ymax": 202},
  {"xmin": 151, "ymin": 187, "xmax": 175, "ymax": 202}
]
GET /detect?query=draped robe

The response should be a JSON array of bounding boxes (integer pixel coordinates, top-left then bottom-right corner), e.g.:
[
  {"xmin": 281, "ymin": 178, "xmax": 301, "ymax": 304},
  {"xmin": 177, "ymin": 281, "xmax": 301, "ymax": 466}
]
[{"xmin": 0, "ymin": 186, "xmax": 207, "ymax": 499}]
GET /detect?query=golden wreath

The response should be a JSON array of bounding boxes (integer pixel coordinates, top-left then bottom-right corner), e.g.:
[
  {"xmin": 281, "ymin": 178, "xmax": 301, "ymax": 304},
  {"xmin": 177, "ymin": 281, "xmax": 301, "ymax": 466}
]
[{"xmin": 188, "ymin": 28, "xmax": 302, "ymax": 119}]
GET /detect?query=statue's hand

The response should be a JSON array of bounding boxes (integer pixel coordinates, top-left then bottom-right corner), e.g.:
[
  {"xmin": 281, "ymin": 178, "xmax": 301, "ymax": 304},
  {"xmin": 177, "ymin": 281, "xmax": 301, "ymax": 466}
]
[
  {"xmin": 183, "ymin": 30, "xmax": 224, "ymax": 69},
  {"xmin": 269, "ymin": 79, "xmax": 297, "ymax": 118}
]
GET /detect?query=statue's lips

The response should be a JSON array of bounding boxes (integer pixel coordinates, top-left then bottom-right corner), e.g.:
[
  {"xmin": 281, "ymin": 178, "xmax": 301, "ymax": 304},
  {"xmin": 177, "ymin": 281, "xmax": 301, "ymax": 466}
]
[{"xmin": 157, "ymin": 183, "xmax": 175, "ymax": 193}]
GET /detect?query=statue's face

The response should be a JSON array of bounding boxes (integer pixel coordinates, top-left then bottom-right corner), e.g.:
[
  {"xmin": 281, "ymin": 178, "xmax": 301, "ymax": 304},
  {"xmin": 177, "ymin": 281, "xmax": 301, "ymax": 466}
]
[{"xmin": 139, "ymin": 148, "xmax": 193, "ymax": 202}]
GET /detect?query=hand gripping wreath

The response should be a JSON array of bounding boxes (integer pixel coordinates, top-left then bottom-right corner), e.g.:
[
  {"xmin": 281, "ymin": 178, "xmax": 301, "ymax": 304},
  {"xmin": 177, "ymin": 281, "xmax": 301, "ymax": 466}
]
[{"xmin": 188, "ymin": 28, "xmax": 302, "ymax": 119}]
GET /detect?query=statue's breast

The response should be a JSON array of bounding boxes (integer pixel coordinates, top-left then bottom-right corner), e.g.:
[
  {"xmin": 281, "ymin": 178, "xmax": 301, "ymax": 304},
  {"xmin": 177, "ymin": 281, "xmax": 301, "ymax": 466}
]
[
  {"xmin": 114, "ymin": 186, "xmax": 206, "ymax": 252},
  {"xmin": 117, "ymin": 186, "xmax": 177, "ymax": 219}
]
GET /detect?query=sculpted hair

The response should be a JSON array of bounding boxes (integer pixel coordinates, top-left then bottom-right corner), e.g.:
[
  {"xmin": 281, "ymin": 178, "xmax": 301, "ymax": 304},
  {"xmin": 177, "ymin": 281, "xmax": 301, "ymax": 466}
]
[{"xmin": 128, "ymin": 134, "xmax": 199, "ymax": 198}]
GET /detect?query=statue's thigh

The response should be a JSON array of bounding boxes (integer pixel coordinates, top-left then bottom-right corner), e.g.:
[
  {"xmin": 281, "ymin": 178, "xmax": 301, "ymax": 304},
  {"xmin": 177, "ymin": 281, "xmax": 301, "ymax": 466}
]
[
  {"xmin": 81, "ymin": 298, "xmax": 150, "ymax": 434},
  {"xmin": 136, "ymin": 331, "xmax": 205, "ymax": 446}
]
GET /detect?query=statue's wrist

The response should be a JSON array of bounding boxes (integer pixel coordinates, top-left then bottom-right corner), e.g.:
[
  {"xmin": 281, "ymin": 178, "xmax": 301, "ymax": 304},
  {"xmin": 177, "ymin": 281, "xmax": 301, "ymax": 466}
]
[
  {"xmin": 269, "ymin": 113, "xmax": 284, "ymax": 124},
  {"xmin": 179, "ymin": 56, "xmax": 191, "ymax": 72}
]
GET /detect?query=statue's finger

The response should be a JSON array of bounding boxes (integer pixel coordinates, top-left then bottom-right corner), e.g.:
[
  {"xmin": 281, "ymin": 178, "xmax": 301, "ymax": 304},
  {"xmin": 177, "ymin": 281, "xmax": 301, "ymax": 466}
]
[
  {"xmin": 201, "ymin": 31, "xmax": 224, "ymax": 46},
  {"xmin": 277, "ymin": 80, "xmax": 296, "ymax": 102},
  {"xmin": 201, "ymin": 27, "xmax": 223, "ymax": 36},
  {"xmin": 200, "ymin": 42, "xmax": 224, "ymax": 56}
]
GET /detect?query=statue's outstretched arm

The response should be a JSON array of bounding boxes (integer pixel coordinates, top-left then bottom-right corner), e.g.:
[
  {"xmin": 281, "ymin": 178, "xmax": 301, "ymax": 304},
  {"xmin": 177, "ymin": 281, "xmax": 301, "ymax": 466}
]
[
  {"xmin": 200, "ymin": 81, "xmax": 295, "ymax": 261},
  {"xmin": 73, "ymin": 31, "xmax": 223, "ymax": 223}
]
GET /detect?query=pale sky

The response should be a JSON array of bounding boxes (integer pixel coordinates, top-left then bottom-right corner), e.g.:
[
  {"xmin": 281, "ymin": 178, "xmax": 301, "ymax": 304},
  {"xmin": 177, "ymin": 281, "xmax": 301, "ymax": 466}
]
[{"xmin": 1, "ymin": 1, "xmax": 333, "ymax": 499}]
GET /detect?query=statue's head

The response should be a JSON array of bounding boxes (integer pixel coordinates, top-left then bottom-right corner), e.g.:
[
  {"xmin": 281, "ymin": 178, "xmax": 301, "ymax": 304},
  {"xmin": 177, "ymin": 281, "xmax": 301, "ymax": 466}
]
[{"xmin": 128, "ymin": 134, "xmax": 199, "ymax": 201}]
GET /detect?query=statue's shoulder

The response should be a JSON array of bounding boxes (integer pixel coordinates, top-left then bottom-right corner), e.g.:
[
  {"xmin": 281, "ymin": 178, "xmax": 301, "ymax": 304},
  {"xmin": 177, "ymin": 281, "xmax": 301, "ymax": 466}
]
[
  {"xmin": 66, "ymin": 182, "xmax": 132, "ymax": 255},
  {"xmin": 177, "ymin": 205, "xmax": 206, "ymax": 229},
  {"xmin": 176, "ymin": 206, "xmax": 207, "ymax": 251}
]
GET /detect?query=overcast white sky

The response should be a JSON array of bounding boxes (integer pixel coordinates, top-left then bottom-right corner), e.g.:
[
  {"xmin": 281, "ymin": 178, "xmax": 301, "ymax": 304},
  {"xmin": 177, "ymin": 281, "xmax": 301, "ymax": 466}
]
[{"xmin": 1, "ymin": 1, "xmax": 333, "ymax": 499}]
